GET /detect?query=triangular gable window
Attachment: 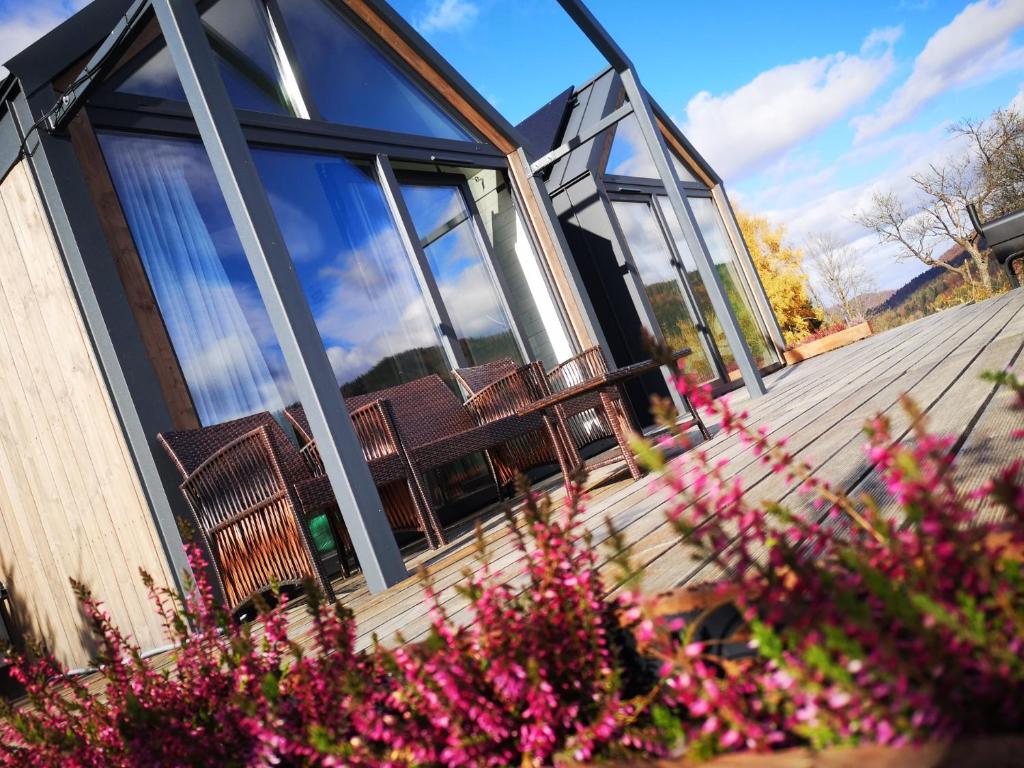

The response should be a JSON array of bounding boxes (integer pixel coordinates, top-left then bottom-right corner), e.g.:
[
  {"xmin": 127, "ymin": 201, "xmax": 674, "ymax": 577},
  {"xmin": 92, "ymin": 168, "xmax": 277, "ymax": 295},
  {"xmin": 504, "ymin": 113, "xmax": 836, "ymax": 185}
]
[
  {"xmin": 606, "ymin": 112, "xmax": 698, "ymax": 182},
  {"xmin": 111, "ymin": 0, "xmax": 477, "ymax": 142},
  {"xmin": 114, "ymin": 0, "xmax": 305, "ymax": 117},
  {"xmin": 276, "ymin": 0, "xmax": 475, "ymax": 141}
]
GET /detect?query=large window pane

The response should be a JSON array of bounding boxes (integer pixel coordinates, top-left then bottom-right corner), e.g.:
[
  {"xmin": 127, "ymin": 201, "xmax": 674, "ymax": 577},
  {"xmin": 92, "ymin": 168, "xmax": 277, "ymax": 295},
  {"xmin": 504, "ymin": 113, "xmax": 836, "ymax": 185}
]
[
  {"xmin": 399, "ymin": 181, "xmax": 522, "ymax": 366},
  {"xmin": 115, "ymin": 0, "xmax": 304, "ymax": 116},
  {"xmin": 99, "ymin": 132, "xmax": 295, "ymax": 424},
  {"xmin": 654, "ymin": 196, "xmax": 737, "ymax": 375},
  {"xmin": 612, "ymin": 200, "xmax": 717, "ymax": 382},
  {"xmin": 277, "ymin": 0, "xmax": 475, "ymax": 141},
  {"xmin": 251, "ymin": 148, "xmax": 448, "ymax": 396},
  {"xmin": 683, "ymin": 197, "xmax": 779, "ymax": 370},
  {"xmin": 606, "ymin": 113, "xmax": 698, "ymax": 182},
  {"xmin": 466, "ymin": 168, "xmax": 573, "ymax": 369}
]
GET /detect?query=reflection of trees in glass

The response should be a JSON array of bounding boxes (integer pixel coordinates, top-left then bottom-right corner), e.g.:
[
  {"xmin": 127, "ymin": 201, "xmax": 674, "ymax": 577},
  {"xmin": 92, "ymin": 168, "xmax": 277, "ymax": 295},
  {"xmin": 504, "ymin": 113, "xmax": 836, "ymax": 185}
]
[
  {"xmin": 643, "ymin": 281, "xmax": 714, "ymax": 382},
  {"xmin": 684, "ymin": 267, "xmax": 771, "ymax": 370}
]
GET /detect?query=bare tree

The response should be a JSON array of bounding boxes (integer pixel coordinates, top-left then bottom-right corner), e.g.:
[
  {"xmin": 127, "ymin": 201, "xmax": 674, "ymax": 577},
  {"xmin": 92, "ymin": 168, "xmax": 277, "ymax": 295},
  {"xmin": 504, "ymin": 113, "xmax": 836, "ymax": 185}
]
[
  {"xmin": 856, "ymin": 107, "xmax": 1024, "ymax": 296},
  {"xmin": 805, "ymin": 232, "xmax": 877, "ymax": 324}
]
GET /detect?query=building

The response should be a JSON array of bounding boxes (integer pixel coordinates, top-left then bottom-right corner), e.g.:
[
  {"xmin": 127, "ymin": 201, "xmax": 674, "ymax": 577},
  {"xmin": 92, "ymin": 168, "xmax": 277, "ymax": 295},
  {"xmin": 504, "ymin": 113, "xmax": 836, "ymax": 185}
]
[{"xmin": 0, "ymin": 0, "xmax": 783, "ymax": 666}]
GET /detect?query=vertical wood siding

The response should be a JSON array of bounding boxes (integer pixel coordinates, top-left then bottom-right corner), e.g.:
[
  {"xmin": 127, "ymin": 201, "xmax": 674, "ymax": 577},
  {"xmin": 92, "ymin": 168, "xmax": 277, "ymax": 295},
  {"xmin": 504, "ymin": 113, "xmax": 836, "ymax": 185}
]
[{"xmin": 0, "ymin": 161, "xmax": 173, "ymax": 666}]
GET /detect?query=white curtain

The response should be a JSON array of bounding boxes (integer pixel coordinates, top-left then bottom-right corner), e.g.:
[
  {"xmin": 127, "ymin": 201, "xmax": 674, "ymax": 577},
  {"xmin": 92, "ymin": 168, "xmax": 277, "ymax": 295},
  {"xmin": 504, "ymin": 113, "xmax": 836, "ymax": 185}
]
[{"xmin": 106, "ymin": 135, "xmax": 286, "ymax": 424}]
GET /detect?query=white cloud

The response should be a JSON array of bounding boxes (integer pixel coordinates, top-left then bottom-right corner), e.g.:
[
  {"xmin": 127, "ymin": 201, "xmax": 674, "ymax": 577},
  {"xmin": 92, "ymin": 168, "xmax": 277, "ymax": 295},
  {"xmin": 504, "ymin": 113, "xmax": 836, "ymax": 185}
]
[
  {"xmin": 680, "ymin": 27, "xmax": 900, "ymax": 181},
  {"xmin": 0, "ymin": 1, "xmax": 86, "ymax": 76},
  {"xmin": 747, "ymin": 121, "xmax": 976, "ymax": 290},
  {"xmin": 416, "ymin": 0, "xmax": 479, "ymax": 34},
  {"xmin": 853, "ymin": 0, "xmax": 1024, "ymax": 142},
  {"xmin": 1010, "ymin": 85, "xmax": 1024, "ymax": 112}
]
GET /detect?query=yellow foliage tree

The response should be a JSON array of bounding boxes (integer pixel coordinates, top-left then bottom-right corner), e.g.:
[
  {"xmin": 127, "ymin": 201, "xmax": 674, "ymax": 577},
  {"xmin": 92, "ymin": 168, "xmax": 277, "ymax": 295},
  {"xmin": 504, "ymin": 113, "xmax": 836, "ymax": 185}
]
[{"xmin": 737, "ymin": 211, "xmax": 820, "ymax": 346}]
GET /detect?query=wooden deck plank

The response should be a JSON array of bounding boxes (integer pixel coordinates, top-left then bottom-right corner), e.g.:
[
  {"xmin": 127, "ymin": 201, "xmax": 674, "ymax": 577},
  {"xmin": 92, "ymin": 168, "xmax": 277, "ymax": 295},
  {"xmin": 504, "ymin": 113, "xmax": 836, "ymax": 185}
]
[
  {"xmin": 386, "ymin": 298, "xmax": 1007, "ymax": 643},
  {"xmin": 401, "ymin": 298, "xmax": 1013, "ymax": 640},
  {"xmin": 611, "ymin": 295, "xmax": 1016, "ymax": 594}
]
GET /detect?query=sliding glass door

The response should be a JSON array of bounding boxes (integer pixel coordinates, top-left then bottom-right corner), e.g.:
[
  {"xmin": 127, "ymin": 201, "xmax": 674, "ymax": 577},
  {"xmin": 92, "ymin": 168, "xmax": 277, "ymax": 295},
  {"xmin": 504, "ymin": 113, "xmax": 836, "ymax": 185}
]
[
  {"xmin": 610, "ymin": 199, "xmax": 718, "ymax": 383},
  {"xmin": 609, "ymin": 189, "xmax": 779, "ymax": 387},
  {"xmin": 398, "ymin": 178, "xmax": 522, "ymax": 367}
]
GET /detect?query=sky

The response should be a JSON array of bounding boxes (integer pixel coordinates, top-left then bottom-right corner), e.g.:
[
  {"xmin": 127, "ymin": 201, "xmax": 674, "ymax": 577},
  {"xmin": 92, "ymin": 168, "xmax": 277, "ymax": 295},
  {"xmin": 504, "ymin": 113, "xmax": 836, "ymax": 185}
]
[{"xmin": 2, "ymin": 0, "xmax": 1024, "ymax": 291}]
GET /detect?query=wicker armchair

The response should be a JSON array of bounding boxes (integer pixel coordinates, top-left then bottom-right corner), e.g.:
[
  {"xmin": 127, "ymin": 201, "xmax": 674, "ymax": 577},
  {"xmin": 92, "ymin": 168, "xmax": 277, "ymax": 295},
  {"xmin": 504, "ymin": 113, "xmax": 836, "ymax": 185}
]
[
  {"xmin": 284, "ymin": 399, "xmax": 442, "ymax": 548},
  {"xmin": 453, "ymin": 360, "xmax": 565, "ymax": 487},
  {"xmin": 157, "ymin": 413, "xmax": 338, "ymax": 614},
  {"xmin": 548, "ymin": 347, "xmax": 710, "ymax": 474},
  {"xmin": 359, "ymin": 374, "xmax": 573, "ymax": 536},
  {"xmin": 544, "ymin": 348, "xmax": 642, "ymax": 480},
  {"xmin": 456, "ymin": 351, "xmax": 640, "ymax": 480}
]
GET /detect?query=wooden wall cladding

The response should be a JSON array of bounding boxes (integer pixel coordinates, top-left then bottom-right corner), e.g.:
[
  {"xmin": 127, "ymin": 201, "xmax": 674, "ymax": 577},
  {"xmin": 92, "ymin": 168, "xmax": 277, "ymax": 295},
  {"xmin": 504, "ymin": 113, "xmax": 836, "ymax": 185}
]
[{"xmin": 0, "ymin": 161, "xmax": 174, "ymax": 666}]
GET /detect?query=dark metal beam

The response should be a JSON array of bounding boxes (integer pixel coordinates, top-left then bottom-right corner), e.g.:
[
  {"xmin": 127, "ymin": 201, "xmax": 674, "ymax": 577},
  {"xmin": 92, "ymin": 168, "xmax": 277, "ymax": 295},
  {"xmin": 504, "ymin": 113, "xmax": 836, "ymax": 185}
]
[
  {"xmin": 530, "ymin": 101, "xmax": 632, "ymax": 175},
  {"xmin": 150, "ymin": 0, "xmax": 407, "ymax": 590},
  {"xmin": 44, "ymin": 0, "xmax": 151, "ymax": 132},
  {"xmin": 555, "ymin": 0, "xmax": 766, "ymax": 398}
]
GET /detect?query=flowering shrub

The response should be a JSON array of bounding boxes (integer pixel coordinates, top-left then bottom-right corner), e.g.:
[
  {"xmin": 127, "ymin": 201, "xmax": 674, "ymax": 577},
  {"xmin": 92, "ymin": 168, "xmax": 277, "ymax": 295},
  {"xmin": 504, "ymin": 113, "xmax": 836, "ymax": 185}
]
[{"xmin": 0, "ymin": 353, "xmax": 1022, "ymax": 766}]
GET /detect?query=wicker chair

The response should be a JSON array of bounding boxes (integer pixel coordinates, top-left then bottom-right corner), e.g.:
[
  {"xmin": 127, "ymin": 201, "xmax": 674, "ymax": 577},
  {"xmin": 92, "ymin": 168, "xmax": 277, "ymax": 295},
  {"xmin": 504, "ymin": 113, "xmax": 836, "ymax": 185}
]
[
  {"xmin": 284, "ymin": 399, "xmax": 442, "ymax": 548},
  {"xmin": 453, "ymin": 360, "xmax": 564, "ymax": 488},
  {"xmin": 549, "ymin": 347, "xmax": 711, "ymax": 453},
  {"xmin": 456, "ymin": 350, "xmax": 641, "ymax": 480},
  {"xmin": 157, "ymin": 413, "xmax": 338, "ymax": 614},
  {"xmin": 292, "ymin": 374, "xmax": 573, "ymax": 546}
]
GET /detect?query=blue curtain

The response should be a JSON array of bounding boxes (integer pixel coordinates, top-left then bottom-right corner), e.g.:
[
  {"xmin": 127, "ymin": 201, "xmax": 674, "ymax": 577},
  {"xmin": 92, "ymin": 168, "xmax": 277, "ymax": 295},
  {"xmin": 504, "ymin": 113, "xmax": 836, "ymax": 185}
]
[{"xmin": 103, "ymin": 133, "xmax": 287, "ymax": 425}]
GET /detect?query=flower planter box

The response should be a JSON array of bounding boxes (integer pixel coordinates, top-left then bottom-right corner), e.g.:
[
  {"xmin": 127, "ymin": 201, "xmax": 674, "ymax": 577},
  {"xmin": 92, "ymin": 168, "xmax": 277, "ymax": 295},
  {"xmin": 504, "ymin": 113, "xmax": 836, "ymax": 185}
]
[
  {"xmin": 595, "ymin": 736, "xmax": 1024, "ymax": 767},
  {"xmin": 784, "ymin": 322, "xmax": 872, "ymax": 365}
]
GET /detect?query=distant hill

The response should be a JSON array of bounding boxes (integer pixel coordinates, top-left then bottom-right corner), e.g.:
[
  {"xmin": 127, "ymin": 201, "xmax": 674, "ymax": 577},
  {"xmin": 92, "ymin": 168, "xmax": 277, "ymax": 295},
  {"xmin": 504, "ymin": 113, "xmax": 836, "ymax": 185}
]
[
  {"xmin": 871, "ymin": 246, "xmax": 968, "ymax": 316},
  {"xmin": 867, "ymin": 245, "xmax": 1009, "ymax": 331}
]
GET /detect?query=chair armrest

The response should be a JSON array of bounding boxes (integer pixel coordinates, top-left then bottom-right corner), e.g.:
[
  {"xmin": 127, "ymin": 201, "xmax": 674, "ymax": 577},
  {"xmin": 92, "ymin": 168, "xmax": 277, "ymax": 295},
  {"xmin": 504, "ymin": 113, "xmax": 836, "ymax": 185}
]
[
  {"xmin": 464, "ymin": 364, "xmax": 545, "ymax": 424},
  {"xmin": 348, "ymin": 398, "xmax": 403, "ymax": 461},
  {"xmin": 179, "ymin": 426, "xmax": 289, "ymax": 531},
  {"xmin": 292, "ymin": 400, "xmax": 406, "ymax": 476},
  {"xmin": 547, "ymin": 347, "xmax": 608, "ymax": 391}
]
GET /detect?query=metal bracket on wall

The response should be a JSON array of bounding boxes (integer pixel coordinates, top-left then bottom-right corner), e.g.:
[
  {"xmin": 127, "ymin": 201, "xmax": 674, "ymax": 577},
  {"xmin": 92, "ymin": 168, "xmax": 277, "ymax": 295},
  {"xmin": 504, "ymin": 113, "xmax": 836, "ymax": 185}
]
[{"xmin": 43, "ymin": 0, "xmax": 152, "ymax": 133}]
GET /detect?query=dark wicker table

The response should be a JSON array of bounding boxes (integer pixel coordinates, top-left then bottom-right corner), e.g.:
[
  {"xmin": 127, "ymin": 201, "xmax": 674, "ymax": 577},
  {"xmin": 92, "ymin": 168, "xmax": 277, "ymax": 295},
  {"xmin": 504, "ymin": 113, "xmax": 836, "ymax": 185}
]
[{"xmin": 517, "ymin": 349, "xmax": 704, "ymax": 481}]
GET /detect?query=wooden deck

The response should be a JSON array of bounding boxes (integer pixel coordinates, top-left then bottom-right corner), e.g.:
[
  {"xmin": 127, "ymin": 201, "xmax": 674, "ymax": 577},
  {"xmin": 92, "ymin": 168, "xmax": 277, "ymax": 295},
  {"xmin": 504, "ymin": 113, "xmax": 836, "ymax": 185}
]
[
  {"xmin": 71, "ymin": 289, "xmax": 1024, "ymax": 694},
  {"xmin": 293, "ymin": 288, "xmax": 1024, "ymax": 652}
]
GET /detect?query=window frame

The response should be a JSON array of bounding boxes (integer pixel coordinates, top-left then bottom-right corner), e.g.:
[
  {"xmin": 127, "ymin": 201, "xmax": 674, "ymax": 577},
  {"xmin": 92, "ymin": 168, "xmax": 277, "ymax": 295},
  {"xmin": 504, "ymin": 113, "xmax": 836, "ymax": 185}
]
[{"xmin": 96, "ymin": 0, "xmax": 489, "ymax": 151}]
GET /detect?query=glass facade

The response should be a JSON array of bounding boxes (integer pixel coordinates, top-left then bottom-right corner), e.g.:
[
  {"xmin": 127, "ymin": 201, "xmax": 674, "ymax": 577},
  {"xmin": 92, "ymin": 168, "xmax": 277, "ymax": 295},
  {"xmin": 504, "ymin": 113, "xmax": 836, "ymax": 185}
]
[
  {"xmin": 99, "ymin": 131, "xmax": 295, "ymax": 425},
  {"xmin": 687, "ymin": 197, "xmax": 779, "ymax": 369},
  {"xmin": 399, "ymin": 181, "xmax": 521, "ymax": 366},
  {"xmin": 278, "ymin": 0, "xmax": 475, "ymax": 140},
  {"xmin": 117, "ymin": 0, "xmax": 304, "ymax": 116},
  {"xmin": 606, "ymin": 113, "xmax": 698, "ymax": 182},
  {"xmin": 99, "ymin": 130, "xmax": 566, "ymax": 428},
  {"xmin": 252, "ymin": 148, "xmax": 449, "ymax": 397},
  {"xmin": 114, "ymin": 0, "xmax": 474, "ymax": 141},
  {"xmin": 611, "ymin": 200, "xmax": 716, "ymax": 382}
]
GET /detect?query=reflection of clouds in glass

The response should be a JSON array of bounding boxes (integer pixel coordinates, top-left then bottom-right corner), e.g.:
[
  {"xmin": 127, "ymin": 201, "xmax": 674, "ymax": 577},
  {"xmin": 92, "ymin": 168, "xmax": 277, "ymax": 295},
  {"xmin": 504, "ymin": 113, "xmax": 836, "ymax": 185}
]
[
  {"xmin": 613, "ymin": 202, "xmax": 676, "ymax": 282},
  {"xmin": 400, "ymin": 184, "xmax": 466, "ymax": 239},
  {"xmin": 435, "ymin": 261, "xmax": 509, "ymax": 338},
  {"xmin": 607, "ymin": 115, "xmax": 698, "ymax": 182},
  {"xmin": 312, "ymin": 228, "xmax": 440, "ymax": 385},
  {"xmin": 609, "ymin": 116, "xmax": 657, "ymax": 178},
  {"xmin": 267, "ymin": 193, "xmax": 324, "ymax": 262},
  {"xmin": 183, "ymin": 332, "xmax": 291, "ymax": 418}
]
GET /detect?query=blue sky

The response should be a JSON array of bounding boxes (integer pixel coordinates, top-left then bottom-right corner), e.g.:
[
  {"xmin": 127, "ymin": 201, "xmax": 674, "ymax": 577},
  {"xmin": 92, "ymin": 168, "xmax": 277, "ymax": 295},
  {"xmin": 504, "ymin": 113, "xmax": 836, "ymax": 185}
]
[{"xmin": 2, "ymin": 0, "xmax": 1024, "ymax": 290}]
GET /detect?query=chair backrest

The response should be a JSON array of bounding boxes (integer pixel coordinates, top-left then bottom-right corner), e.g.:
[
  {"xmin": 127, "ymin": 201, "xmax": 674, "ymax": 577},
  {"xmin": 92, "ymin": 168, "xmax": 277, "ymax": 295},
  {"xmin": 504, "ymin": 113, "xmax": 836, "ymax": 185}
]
[
  {"xmin": 158, "ymin": 412, "xmax": 309, "ymax": 485},
  {"xmin": 348, "ymin": 374, "xmax": 475, "ymax": 448},
  {"xmin": 453, "ymin": 358, "xmax": 519, "ymax": 394}
]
